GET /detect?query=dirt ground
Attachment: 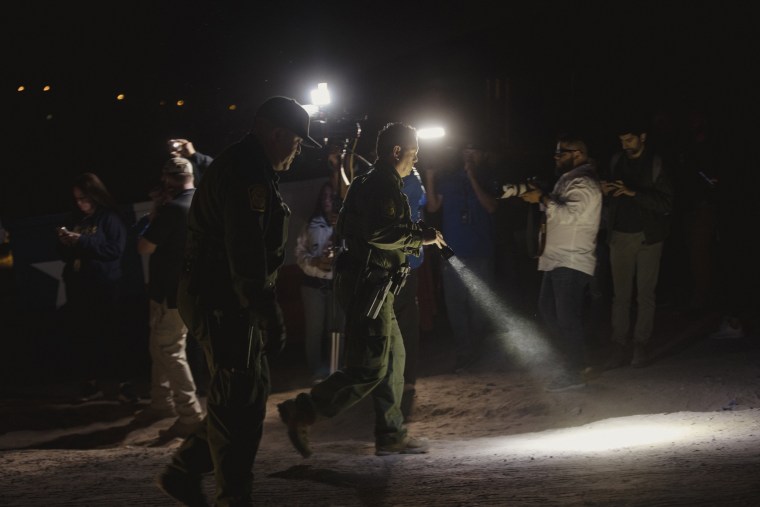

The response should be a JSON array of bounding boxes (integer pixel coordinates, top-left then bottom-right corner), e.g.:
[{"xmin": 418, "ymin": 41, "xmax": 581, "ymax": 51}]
[{"xmin": 2, "ymin": 314, "xmax": 760, "ymax": 506}]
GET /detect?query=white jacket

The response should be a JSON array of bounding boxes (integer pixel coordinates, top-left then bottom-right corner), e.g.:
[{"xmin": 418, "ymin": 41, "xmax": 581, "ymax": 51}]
[
  {"xmin": 538, "ymin": 164, "xmax": 602, "ymax": 276},
  {"xmin": 295, "ymin": 215, "xmax": 334, "ymax": 280}
]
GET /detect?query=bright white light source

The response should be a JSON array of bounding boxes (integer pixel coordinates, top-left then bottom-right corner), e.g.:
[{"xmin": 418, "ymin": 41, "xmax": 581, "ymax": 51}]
[
  {"xmin": 302, "ymin": 104, "xmax": 320, "ymax": 117},
  {"xmin": 310, "ymin": 83, "xmax": 331, "ymax": 106},
  {"xmin": 417, "ymin": 127, "xmax": 445, "ymax": 139}
]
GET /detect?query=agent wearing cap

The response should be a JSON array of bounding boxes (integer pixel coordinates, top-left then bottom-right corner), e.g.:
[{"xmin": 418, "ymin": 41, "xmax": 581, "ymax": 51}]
[
  {"xmin": 157, "ymin": 97, "xmax": 320, "ymax": 506},
  {"xmin": 136, "ymin": 157, "xmax": 203, "ymax": 437}
]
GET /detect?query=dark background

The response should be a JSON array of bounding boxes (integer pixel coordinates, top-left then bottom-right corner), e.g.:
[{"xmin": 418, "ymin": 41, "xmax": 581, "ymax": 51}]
[{"xmin": 6, "ymin": 0, "xmax": 759, "ymax": 218}]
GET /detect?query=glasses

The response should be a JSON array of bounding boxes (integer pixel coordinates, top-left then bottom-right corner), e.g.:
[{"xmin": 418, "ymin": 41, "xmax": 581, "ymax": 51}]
[{"xmin": 554, "ymin": 148, "xmax": 579, "ymax": 156}]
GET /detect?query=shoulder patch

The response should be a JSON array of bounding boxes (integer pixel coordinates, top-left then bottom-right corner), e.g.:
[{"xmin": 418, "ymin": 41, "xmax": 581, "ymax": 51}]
[{"xmin": 248, "ymin": 184, "xmax": 267, "ymax": 212}]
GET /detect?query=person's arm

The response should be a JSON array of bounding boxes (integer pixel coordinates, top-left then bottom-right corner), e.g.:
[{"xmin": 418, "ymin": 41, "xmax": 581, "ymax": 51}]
[
  {"xmin": 75, "ymin": 212, "xmax": 127, "ymax": 261},
  {"xmin": 137, "ymin": 237, "xmax": 157, "ymax": 254},
  {"xmin": 542, "ymin": 177, "xmax": 601, "ymax": 224},
  {"xmin": 632, "ymin": 165, "xmax": 673, "ymax": 214},
  {"xmin": 466, "ymin": 168, "xmax": 498, "ymax": 214},
  {"xmin": 423, "ymin": 169, "xmax": 443, "ymax": 213}
]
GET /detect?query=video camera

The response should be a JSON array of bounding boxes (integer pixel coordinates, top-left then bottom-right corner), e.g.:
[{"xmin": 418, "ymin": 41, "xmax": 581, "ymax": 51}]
[{"xmin": 308, "ymin": 112, "xmax": 365, "ymax": 150}]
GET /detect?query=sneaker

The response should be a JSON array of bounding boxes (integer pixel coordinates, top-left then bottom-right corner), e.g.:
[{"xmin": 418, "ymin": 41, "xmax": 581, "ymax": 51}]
[
  {"xmin": 159, "ymin": 419, "xmax": 202, "ymax": 439},
  {"xmin": 156, "ymin": 467, "xmax": 208, "ymax": 507},
  {"xmin": 277, "ymin": 393, "xmax": 317, "ymax": 458},
  {"xmin": 630, "ymin": 345, "xmax": 650, "ymax": 368},
  {"xmin": 75, "ymin": 380, "xmax": 104, "ymax": 403},
  {"xmin": 376, "ymin": 436, "xmax": 430, "ymax": 456},
  {"xmin": 134, "ymin": 406, "xmax": 176, "ymax": 424},
  {"xmin": 545, "ymin": 375, "xmax": 586, "ymax": 393},
  {"xmin": 709, "ymin": 318, "xmax": 745, "ymax": 340},
  {"xmin": 602, "ymin": 343, "xmax": 629, "ymax": 371},
  {"xmin": 117, "ymin": 382, "xmax": 140, "ymax": 404}
]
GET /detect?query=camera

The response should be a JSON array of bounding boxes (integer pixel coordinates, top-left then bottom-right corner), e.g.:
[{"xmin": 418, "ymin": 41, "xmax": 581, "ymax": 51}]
[
  {"xmin": 499, "ymin": 182, "xmax": 532, "ymax": 199},
  {"xmin": 495, "ymin": 177, "xmax": 548, "ymax": 199},
  {"xmin": 308, "ymin": 110, "xmax": 365, "ymax": 150}
]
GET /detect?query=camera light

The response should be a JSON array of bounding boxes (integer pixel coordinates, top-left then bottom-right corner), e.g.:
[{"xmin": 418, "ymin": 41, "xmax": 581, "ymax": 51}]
[
  {"xmin": 116, "ymin": 93, "xmax": 125, "ymax": 101},
  {"xmin": 417, "ymin": 127, "xmax": 445, "ymax": 140},
  {"xmin": 310, "ymin": 82, "xmax": 331, "ymax": 107},
  {"xmin": 17, "ymin": 85, "xmax": 25, "ymax": 92}
]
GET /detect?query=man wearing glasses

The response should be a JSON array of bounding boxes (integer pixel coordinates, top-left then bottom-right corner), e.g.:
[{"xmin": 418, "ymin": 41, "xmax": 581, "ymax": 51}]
[{"xmin": 521, "ymin": 134, "xmax": 602, "ymax": 392}]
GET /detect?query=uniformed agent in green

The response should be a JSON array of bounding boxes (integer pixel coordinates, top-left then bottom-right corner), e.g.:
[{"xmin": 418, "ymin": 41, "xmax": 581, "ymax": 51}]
[
  {"xmin": 278, "ymin": 122, "xmax": 447, "ymax": 458},
  {"xmin": 157, "ymin": 96, "xmax": 321, "ymax": 507}
]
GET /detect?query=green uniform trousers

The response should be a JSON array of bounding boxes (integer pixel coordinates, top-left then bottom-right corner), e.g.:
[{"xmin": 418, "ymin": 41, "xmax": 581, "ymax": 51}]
[
  {"xmin": 173, "ymin": 283, "xmax": 270, "ymax": 507},
  {"xmin": 310, "ymin": 269, "xmax": 407, "ymax": 447}
]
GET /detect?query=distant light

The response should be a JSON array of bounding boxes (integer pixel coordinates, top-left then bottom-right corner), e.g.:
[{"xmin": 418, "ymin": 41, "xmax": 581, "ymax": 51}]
[
  {"xmin": 302, "ymin": 104, "xmax": 320, "ymax": 117},
  {"xmin": 42, "ymin": 85, "xmax": 51, "ymax": 92},
  {"xmin": 176, "ymin": 99, "xmax": 184, "ymax": 107},
  {"xmin": 417, "ymin": 127, "xmax": 446, "ymax": 140},
  {"xmin": 116, "ymin": 94, "xmax": 125, "ymax": 101},
  {"xmin": 159, "ymin": 100, "xmax": 167, "ymax": 106},
  {"xmin": 46, "ymin": 114, "xmax": 53, "ymax": 120},
  {"xmin": 310, "ymin": 82, "xmax": 331, "ymax": 106},
  {"xmin": 228, "ymin": 104, "xmax": 237, "ymax": 111},
  {"xmin": 17, "ymin": 85, "xmax": 25, "ymax": 92}
]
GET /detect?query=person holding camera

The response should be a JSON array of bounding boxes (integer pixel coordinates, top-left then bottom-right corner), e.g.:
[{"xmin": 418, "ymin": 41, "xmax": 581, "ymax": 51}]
[
  {"xmin": 602, "ymin": 120, "xmax": 673, "ymax": 369},
  {"xmin": 156, "ymin": 97, "xmax": 321, "ymax": 506},
  {"xmin": 520, "ymin": 134, "xmax": 602, "ymax": 392},
  {"xmin": 169, "ymin": 138, "xmax": 214, "ymax": 183},
  {"xmin": 135, "ymin": 158, "xmax": 204, "ymax": 437},
  {"xmin": 278, "ymin": 123, "xmax": 446, "ymax": 458},
  {"xmin": 424, "ymin": 139, "xmax": 499, "ymax": 372}
]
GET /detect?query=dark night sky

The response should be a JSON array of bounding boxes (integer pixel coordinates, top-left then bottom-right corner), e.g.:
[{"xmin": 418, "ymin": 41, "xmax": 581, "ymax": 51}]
[{"xmin": 5, "ymin": 0, "xmax": 759, "ymax": 218}]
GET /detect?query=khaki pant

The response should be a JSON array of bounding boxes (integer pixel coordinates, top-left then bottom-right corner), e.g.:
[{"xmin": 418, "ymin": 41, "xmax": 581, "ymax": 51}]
[
  {"xmin": 148, "ymin": 300, "xmax": 202, "ymax": 424},
  {"xmin": 609, "ymin": 231, "xmax": 664, "ymax": 345}
]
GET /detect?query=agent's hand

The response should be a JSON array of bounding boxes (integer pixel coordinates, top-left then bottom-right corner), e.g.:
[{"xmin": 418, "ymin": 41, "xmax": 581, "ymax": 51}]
[{"xmin": 422, "ymin": 227, "xmax": 446, "ymax": 249}]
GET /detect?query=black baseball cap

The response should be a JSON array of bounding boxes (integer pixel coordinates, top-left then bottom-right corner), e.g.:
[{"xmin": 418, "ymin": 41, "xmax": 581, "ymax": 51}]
[{"xmin": 255, "ymin": 96, "xmax": 322, "ymax": 148}]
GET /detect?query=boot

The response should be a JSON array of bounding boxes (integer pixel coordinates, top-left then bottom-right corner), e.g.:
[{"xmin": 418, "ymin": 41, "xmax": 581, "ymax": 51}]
[
  {"xmin": 156, "ymin": 466, "xmax": 208, "ymax": 507},
  {"xmin": 277, "ymin": 393, "xmax": 317, "ymax": 458}
]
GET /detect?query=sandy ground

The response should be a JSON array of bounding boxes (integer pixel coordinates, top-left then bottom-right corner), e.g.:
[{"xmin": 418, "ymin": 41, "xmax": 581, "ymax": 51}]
[{"xmin": 2, "ymin": 318, "xmax": 760, "ymax": 506}]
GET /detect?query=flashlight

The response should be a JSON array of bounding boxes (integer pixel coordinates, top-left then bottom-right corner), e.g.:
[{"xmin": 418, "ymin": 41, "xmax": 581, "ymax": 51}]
[
  {"xmin": 440, "ymin": 244, "xmax": 456, "ymax": 260},
  {"xmin": 419, "ymin": 220, "xmax": 455, "ymax": 260}
]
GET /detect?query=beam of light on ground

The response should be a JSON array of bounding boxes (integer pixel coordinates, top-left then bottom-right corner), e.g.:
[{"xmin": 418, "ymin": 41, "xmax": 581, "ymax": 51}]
[
  {"xmin": 446, "ymin": 256, "xmax": 563, "ymax": 374},
  {"xmin": 456, "ymin": 414, "xmax": 729, "ymax": 457}
]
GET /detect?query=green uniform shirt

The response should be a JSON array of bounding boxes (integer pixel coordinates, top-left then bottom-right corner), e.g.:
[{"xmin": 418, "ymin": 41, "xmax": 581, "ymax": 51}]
[
  {"xmin": 337, "ymin": 161, "xmax": 424, "ymax": 275},
  {"xmin": 185, "ymin": 134, "xmax": 290, "ymax": 313}
]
